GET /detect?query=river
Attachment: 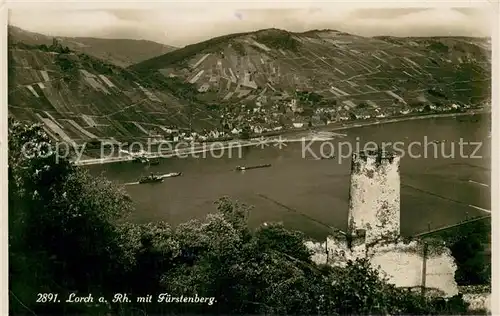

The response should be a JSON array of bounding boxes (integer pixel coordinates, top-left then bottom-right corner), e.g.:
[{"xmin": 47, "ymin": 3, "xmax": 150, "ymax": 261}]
[{"xmin": 88, "ymin": 114, "xmax": 491, "ymax": 240}]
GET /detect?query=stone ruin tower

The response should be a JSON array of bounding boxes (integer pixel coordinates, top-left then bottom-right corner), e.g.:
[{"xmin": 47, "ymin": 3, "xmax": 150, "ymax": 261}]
[{"xmin": 347, "ymin": 149, "xmax": 401, "ymax": 247}]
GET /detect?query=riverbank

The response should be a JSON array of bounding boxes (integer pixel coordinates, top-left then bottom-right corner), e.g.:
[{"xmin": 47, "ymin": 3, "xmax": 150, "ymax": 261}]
[
  {"xmin": 328, "ymin": 110, "xmax": 488, "ymax": 133},
  {"xmin": 74, "ymin": 109, "xmax": 489, "ymax": 166}
]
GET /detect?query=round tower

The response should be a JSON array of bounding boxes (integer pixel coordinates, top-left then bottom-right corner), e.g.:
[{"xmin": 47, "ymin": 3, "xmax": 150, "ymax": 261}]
[{"xmin": 347, "ymin": 149, "xmax": 401, "ymax": 246}]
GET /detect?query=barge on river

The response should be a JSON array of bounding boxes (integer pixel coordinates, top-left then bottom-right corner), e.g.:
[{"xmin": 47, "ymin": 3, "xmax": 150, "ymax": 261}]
[
  {"xmin": 235, "ymin": 164, "xmax": 271, "ymax": 171},
  {"xmin": 139, "ymin": 174, "xmax": 164, "ymax": 184},
  {"xmin": 138, "ymin": 172, "xmax": 181, "ymax": 184}
]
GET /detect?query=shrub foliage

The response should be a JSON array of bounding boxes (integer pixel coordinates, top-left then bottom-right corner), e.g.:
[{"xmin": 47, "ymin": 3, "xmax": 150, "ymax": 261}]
[{"xmin": 9, "ymin": 119, "xmax": 475, "ymax": 315}]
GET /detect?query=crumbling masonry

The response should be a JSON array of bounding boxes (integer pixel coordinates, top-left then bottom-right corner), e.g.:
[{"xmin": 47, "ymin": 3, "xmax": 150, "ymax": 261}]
[
  {"xmin": 305, "ymin": 149, "xmax": 459, "ymax": 297},
  {"xmin": 347, "ymin": 150, "xmax": 401, "ymax": 246}
]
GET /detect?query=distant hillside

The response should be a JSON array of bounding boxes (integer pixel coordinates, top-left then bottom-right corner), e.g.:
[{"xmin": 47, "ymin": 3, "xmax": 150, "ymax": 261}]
[
  {"xmin": 8, "ymin": 25, "xmax": 178, "ymax": 67},
  {"xmin": 8, "ymin": 27, "xmax": 491, "ymax": 145},
  {"xmin": 8, "ymin": 41, "xmax": 216, "ymax": 145},
  {"xmin": 130, "ymin": 28, "xmax": 491, "ymax": 118}
]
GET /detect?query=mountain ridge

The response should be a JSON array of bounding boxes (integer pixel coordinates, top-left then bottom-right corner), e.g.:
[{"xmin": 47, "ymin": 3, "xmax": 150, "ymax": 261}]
[
  {"xmin": 8, "ymin": 25, "xmax": 178, "ymax": 67},
  {"xmin": 7, "ymin": 27, "xmax": 491, "ymax": 147},
  {"xmin": 129, "ymin": 28, "xmax": 490, "ymax": 121}
]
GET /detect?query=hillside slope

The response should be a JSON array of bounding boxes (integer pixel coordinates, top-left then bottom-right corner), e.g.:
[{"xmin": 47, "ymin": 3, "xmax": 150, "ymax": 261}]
[
  {"xmin": 8, "ymin": 25, "xmax": 178, "ymax": 67},
  {"xmin": 8, "ymin": 28, "xmax": 491, "ymax": 146},
  {"xmin": 131, "ymin": 29, "xmax": 491, "ymax": 121},
  {"xmin": 8, "ymin": 42, "xmax": 216, "ymax": 145}
]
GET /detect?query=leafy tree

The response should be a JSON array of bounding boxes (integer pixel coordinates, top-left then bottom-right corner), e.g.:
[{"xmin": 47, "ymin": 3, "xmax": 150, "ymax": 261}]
[
  {"xmin": 433, "ymin": 218, "xmax": 490, "ymax": 285},
  {"xmin": 9, "ymin": 118, "xmax": 136, "ymax": 314},
  {"xmin": 231, "ymin": 41, "xmax": 247, "ymax": 56},
  {"xmin": 9, "ymin": 119, "xmax": 474, "ymax": 315},
  {"xmin": 255, "ymin": 30, "xmax": 301, "ymax": 51},
  {"xmin": 239, "ymin": 125, "xmax": 251, "ymax": 140},
  {"xmin": 358, "ymin": 101, "xmax": 369, "ymax": 109},
  {"xmin": 54, "ymin": 54, "xmax": 78, "ymax": 78},
  {"xmin": 448, "ymin": 220, "xmax": 490, "ymax": 285},
  {"xmin": 124, "ymin": 197, "xmax": 472, "ymax": 315}
]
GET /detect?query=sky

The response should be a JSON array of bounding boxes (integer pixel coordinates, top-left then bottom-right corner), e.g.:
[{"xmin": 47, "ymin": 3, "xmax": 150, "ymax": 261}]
[{"xmin": 9, "ymin": 3, "xmax": 493, "ymax": 47}]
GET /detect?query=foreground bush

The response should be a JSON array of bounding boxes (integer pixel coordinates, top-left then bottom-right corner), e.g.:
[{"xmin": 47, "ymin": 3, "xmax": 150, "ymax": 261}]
[{"xmin": 9, "ymin": 120, "xmax": 472, "ymax": 315}]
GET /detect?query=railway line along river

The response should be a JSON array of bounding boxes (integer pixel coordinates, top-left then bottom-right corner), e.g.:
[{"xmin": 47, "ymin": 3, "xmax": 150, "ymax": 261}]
[{"xmin": 88, "ymin": 113, "xmax": 491, "ymax": 240}]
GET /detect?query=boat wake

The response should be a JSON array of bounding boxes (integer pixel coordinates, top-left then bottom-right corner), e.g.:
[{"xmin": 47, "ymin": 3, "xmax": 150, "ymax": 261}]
[
  {"xmin": 124, "ymin": 181, "xmax": 139, "ymax": 186},
  {"xmin": 123, "ymin": 172, "xmax": 181, "ymax": 186},
  {"xmin": 159, "ymin": 172, "xmax": 182, "ymax": 178}
]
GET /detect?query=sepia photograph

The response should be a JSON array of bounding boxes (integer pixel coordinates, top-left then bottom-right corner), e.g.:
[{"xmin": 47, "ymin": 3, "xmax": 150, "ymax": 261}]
[{"xmin": 5, "ymin": 1, "xmax": 496, "ymax": 315}]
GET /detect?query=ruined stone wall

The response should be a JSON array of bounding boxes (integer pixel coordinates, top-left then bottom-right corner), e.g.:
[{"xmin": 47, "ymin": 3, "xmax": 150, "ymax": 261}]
[
  {"xmin": 368, "ymin": 241, "xmax": 458, "ymax": 297},
  {"xmin": 305, "ymin": 237, "xmax": 459, "ymax": 297},
  {"xmin": 347, "ymin": 151, "xmax": 401, "ymax": 244},
  {"xmin": 305, "ymin": 150, "xmax": 459, "ymax": 299}
]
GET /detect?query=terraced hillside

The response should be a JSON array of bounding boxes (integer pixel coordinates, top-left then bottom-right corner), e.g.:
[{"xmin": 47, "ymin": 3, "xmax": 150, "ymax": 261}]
[
  {"xmin": 8, "ymin": 42, "xmax": 216, "ymax": 145},
  {"xmin": 9, "ymin": 28, "xmax": 491, "ymax": 146},
  {"xmin": 131, "ymin": 29, "xmax": 491, "ymax": 120},
  {"xmin": 8, "ymin": 26, "xmax": 178, "ymax": 67}
]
